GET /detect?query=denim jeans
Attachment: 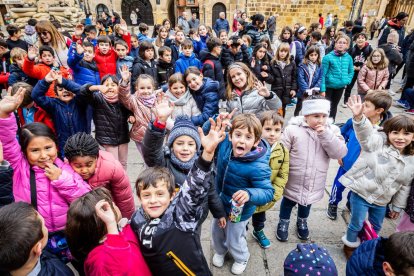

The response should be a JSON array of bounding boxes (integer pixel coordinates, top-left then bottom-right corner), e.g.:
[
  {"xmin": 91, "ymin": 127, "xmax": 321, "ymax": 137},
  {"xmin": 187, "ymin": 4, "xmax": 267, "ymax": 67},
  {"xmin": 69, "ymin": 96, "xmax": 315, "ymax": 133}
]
[
  {"xmin": 279, "ymin": 197, "xmax": 312, "ymax": 220},
  {"xmin": 346, "ymin": 193, "xmax": 387, "ymax": 242}
]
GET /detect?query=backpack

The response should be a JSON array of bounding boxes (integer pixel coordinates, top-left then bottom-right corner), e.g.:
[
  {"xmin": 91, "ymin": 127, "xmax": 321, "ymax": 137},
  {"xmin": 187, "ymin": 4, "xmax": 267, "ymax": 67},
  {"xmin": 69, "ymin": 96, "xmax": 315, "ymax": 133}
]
[{"xmin": 202, "ymin": 60, "xmax": 215, "ymax": 74}]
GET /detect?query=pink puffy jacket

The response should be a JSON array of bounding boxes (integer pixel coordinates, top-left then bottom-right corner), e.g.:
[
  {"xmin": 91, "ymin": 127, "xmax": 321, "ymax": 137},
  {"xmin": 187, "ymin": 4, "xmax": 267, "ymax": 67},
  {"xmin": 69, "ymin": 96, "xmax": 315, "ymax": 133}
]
[
  {"xmin": 357, "ymin": 65, "xmax": 389, "ymax": 94},
  {"xmin": 0, "ymin": 114, "xmax": 91, "ymax": 232},
  {"xmin": 87, "ymin": 151, "xmax": 135, "ymax": 219}
]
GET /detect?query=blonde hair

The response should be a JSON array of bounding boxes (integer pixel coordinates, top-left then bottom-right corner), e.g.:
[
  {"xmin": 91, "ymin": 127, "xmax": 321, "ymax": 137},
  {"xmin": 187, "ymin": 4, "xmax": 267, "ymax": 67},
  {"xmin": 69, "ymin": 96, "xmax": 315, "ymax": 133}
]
[
  {"xmin": 225, "ymin": 62, "xmax": 257, "ymax": 100},
  {"xmin": 272, "ymin": 42, "xmax": 291, "ymax": 64},
  {"xmin": 35, "ymin": 20, "xmax": 67, "ymax": 50},
  {"xmin": 366, "ymin": 48, "xmax": 389, "ymax": 70},
  {"xmin": 155, "ymin": 26, "xmax": 167, "ymax": 48},
  {"xmin": 10, "ymin": 47, "xmax": 27, "ymax": 62}
]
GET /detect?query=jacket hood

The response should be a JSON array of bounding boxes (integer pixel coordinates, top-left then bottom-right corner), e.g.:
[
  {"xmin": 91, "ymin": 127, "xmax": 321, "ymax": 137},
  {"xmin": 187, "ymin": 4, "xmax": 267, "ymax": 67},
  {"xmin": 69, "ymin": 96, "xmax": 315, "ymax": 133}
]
[
  {"xmin": 380, "ymin": 111, "xmax": 393, "ymax": 126},
  {"xmin": 199, "ymin": 50, "xmax": 219, "ymax": 62},
  {"xmin": 347, "ymin": 237, "xmax": 386, "ymax": 275},
  {"xmin": 178, "ymin": 52, "xmax": 196, "ymax": 59},
  {"xmin": 233, "ymin": 139, "xmax": 269, "ymax": 162}
]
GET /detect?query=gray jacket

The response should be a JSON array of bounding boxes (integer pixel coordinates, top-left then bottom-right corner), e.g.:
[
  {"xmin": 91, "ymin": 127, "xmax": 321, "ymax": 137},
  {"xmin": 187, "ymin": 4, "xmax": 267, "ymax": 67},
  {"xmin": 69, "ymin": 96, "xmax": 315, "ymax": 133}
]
[
  {"xmin": 225, "ymin": 89, "xmax": 282, "ymax": 116},
  {"xmin": 339, "ymin": 116, "xmax": 414, "ymax": 210}
]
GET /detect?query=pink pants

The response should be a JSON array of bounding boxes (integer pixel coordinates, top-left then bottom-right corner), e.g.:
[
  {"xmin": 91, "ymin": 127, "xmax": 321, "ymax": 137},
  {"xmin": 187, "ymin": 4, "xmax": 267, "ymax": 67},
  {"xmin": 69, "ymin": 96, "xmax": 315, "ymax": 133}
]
[{"xmin": 102, "ymin": 143, "xmax": 129, "ymax": 170}]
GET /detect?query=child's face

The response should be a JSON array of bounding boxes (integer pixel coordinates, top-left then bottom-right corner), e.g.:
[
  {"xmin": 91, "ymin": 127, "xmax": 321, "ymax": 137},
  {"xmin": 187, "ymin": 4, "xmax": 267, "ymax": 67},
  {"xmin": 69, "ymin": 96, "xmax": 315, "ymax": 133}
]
[
  {"xmin": 164, "ymin": 21, "xmax": 171, "ymax": 30},
  {"xmin": 70, "ymin": 155, "xmax": 97, "ymax": 180},
  {"xmin": 229, "ymin": 127, "xmax": 259, "ymax": 157},
  {"xmin": 262, "ymin": 121, "xmax": 282, "ymax": 146},
  {"xmin": 15, "ymin": 56, "xmax": 25, "ymax": 68},
  {"xmin": 83, "ymin": 46, "xmax": 95, "ymax": 62},
  {"xmin": 136, "ymin": 78, "xmax": 154, "ymax": 98},
  {"xmin": 186, "ymin": 73, "xmax": 203, "ymax": 91},
  {"xmin": 26, "ymin": 136, "xmax": 58, "ymax": 168},
  {"xmin": 309, "ymin": 52, "xmax": 319, "ymax": 63},
  {"xmin": 335, "ymin": 38, "xmax": 348, "ymax": 52},
  {"xmin": 14, "ymin": 30, "xmax": 22, "ymax": 38},
  {"xmin": 131, "ymin": 37, "xmax": 139, "ymax": 48},
  {"xmin": 160, "ymin": 29, "xmax": 168, "ymax": 39},
  {"xmin": 278, "ymin": 50, "xmax": 288, "ymax": 60},
  {"xmin": 115, "ymin": 44, "xmax": 128, "ymax": 59},
  {"xmin": 282, "ymin": 31, "xmax": 291, "ymax": 40},
  {"xmin": 182, "ymin": 46, "xmax": 193, "ymax": 57},
  {"xmin": 298, "ymin": 31, "xmax": 307, "ymax": 41},
  {"xmin": 144, "ymin": 48, "xmax": 154, "ymax": 60},
  {"xmin": 213, "ymin": 46, "xmax": 222, "ymax": 56},
  {"xmin": 219, "ymin": 32, "xmax": 228, "ymax": 44},
  {"xmin": 142, "ymin": 30, "xmax": 149, "ymax": 36},
  {"xmin": 237, "ymin": 22, "xmax": 243, "ymax": 31},
  {"xmin": 139, "ymin": 181, "xmax": 174, "ymax": 218},
  {"xmin": 242, "ymin": 37, "xmax": 250, "ymax": 46},
  {"xmin": 388, "ymin": 129, "xmax": 414, "ymax": 153},
  {"xmin": 40, "ymin": 51, "xmax": 54, "ymax": 65},
  {"xmin": 103, "ymin": 77, "xmax": 119, "ymax": 97},
  {"xmin": 160, "ymin": 51, "xmax": 172, "ymax": 63},
  {"xmin": 371, "ymin": 51, "xmax": 382, "ymax": 64},
  {"xmin": 229, "ymin": 67, "xmax": 247, "ymax": 89},
  {"xmin": 176, "ymin": 32, "xmax": 185, "ymax": 43},
  {"xmin": 169, "ymin": 82, "xmax": 186, "ymax": 98},
  {"xmin": 96, "ymin": 22, "xmax": 103, "ymax": 29},
  {"xmin": 172, "ymin": 135, "xmax": 197, "ymax": 162},
  {"xmin": 98, "ymin": 42, "xmax": 110, "ymax": 54},
  {"xmin": 363, "ymin": 101, "xmax": 382, "ymax": 121},
  {"xmin": 356, "ymin": 35, "xmax": 366, "ymax": 47},
  {"xmin": 198, "ymin": 26, "xmax": 207, "ymax": 36},
  {"xmin": 256, "ymin": 47, "xmax": 267, "ymax": 60},
  {"xmin": 86, "ymin": 31, "xmax": 97, "ymax": 40},
  {"xmin": 56, "ymin": 86, "xmax": 74, "ymax": 103},
  {"xmin": 304, "ymin": 113, "xmax": 328, "ymax": 130}
]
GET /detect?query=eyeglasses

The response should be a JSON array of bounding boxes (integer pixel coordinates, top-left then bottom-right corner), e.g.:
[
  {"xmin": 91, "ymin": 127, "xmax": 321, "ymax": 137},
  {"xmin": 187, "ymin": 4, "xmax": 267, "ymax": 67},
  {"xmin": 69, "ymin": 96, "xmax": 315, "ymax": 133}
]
[{"xmin": 37, "ymin": 31, "xmax": 49, "ymax": 37}]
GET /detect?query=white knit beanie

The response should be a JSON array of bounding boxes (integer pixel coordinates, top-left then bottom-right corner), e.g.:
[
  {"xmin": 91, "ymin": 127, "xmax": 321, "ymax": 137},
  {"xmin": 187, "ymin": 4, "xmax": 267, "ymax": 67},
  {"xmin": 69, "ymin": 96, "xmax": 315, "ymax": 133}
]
[{"xmin": 302, "ymin": 99, "xmax": 331, "ymax": 116}]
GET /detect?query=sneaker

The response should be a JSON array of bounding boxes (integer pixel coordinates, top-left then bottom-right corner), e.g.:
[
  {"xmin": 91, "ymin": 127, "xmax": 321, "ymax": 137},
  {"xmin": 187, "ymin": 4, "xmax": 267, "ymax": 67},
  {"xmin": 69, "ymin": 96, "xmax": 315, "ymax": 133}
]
[
  {"xmin": 231, "ymin": 254, "xmax": 250, "ymax": 275},
  {"xmin": 396, "ymin": 100, "xmax": 411, "ymax": 109},
  {"xmin": 326, "ymin": 204, "xmax": 338, "ymax": 220},
  {"xmin": 405, "ymin": 109, "xmax": 414, "ymax": 115},
  {"xmin": 276, "ymin": 219, "xmax": 290, "ymax": 242},
  {"xmin": 252, "ymin": 229, "xmax": 271, "ymax": 249},
  {"xmin": 297, "ymin": 217, "xmax": 309, "ymax": 240},
  {"xmin": 212, "ymin": 253, "xmax": 225, "ymax": 268},
  {"xmin": 341, "ymin": 103, "xmax": 348, "ymax": 108}
]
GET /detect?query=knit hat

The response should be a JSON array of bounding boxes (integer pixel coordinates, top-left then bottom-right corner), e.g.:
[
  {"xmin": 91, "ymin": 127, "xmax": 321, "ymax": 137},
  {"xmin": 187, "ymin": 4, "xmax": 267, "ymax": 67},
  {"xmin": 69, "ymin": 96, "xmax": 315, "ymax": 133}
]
[
  {"xmin": 301, "ymin": 98, "xmax": 331, "ymax": 116},
  {"xmin": 284, "ymin": 243, "xmax": 338, "ymax": 276},
  {"xmin": 24, "ymin": 25, "xmax": 36, "ymax": 36},
  {"xmin": 167, "ymin": 116, "xmax": 201, "ymax": 151}
]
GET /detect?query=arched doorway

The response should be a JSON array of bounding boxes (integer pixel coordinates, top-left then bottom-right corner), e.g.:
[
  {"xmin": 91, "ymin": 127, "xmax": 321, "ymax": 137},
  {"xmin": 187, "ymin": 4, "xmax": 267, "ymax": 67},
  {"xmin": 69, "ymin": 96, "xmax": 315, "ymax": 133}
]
[
  {"xmin": 96, "ymin": 4, "xmax": 110, "ymax": 18},
  {"xmin": 212, "ymin": 3, "xmax": 226, "ymax": 26},
  {"xmin": 168, "ymin": 0, "xmax": 176, "ymax": 27},
  {"xmin": 122, "ymin": 0, "xmax": 154, "ymax": 26}
]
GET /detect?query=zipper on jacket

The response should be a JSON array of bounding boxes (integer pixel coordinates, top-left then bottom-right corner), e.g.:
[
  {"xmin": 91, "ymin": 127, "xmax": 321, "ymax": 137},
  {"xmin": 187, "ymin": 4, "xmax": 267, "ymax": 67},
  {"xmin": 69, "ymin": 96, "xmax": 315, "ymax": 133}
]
[
  {"xmin": 374, "ymin": 70, "xmax": 378, "ymax": 89},
  {"xmin": 166, "ymin": 251, "xmax": 195, "ymax": 276},
  {"xmin": 49, "ymin": 177, "xmax": 55, "ymax": 230}
]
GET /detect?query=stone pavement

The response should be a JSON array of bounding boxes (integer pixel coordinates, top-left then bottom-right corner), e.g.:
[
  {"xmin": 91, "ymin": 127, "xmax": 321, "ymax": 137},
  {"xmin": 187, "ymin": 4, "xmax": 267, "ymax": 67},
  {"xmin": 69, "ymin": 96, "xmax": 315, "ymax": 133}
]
[{"xmin": 124, "ymin": 60, "xmax": 409, "ymax": 275}]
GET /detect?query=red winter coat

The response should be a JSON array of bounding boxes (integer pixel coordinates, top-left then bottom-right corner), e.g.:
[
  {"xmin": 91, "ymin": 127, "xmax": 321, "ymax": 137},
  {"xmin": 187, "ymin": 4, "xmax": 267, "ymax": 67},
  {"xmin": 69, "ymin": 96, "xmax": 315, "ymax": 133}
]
[
  {"xmin": 84, "ymin": 224, "xmax": 152, "ymax": 276},
  {"xmin": 17, "ymin": 104, "xmax": 55, "ymax": 134},
  {"xmin": 87, "ymin": 150, "xmax": 135, "ymax": 219},
  {"xmin": 94, "ymin": 33, "xmax": 131, "ymax": 78}
]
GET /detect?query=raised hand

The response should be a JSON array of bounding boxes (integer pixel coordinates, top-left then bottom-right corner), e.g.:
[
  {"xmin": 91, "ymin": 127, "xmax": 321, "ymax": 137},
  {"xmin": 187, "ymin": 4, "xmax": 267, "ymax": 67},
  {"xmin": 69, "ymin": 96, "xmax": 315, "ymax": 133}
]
[
  {"xmin": 90, "ymin": 85, "xmax": 109, "ymax": 94},
  {"xmin": 44, "ymin": 162, "xmax": 62, "ymax": 181},
  {"xmin": 198, "ymin": 116, "xmax": 227, "ymax": 161},
  {"xmin": 76, "ymin": 41, "xmax": 84, "ymax": 55},
  {"xmin": 55, "ymin": 71, "xmax": 63, "ymax": 84},
  {"xmin": 120, "ymin": 64, "xmax": 131, "ymax": 82},
  {"xmin": 74, "ymin": 25, "xmax": 84, "ymax": 37},
  {"xmin": 154, "ymin": 93, "xmax": 174, "ymax": 123},
  {"xmin": 347, "ymin": 95, "xmax": 364, "ymax": 121},
  {"xmin": 290, "ymin": 90, "xmax": 296, "ymax": 97},
  {"xmin": 219, "ymin": 108, "xmax": 237, "ymax": 130},
  {"xmin": 28, "ymin": 46, "xmax": 38, "ymax": 60},
  {"xmin": 250, "ymin": 58, "xmax": 256, "ymax": 68},
  {"xmin": 0, "ymin": 87, "xmax": 25, "ymax": 117},
  {"xmin": 260, "ymin": 71, "xmax": 268, "ymax": 78},
  {"xmin": 44, "ymin": 70, "xmax": 59, "ymax": 83},
  {"xmin": 255, "ymin": 81, "xmax": 271, "ymax": 98},
  {"xmin": 95, "ymin": 200, "xmax": 119, "ymax": 234}
]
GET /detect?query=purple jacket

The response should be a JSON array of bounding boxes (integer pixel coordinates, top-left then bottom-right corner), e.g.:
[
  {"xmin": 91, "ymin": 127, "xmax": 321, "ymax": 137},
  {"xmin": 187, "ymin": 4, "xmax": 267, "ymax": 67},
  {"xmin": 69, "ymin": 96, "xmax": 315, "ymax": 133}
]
[
  {"xmin": 281, "ymin": 116, "xmax": 347, "ymax": 206},
  {"xmin": 0, "ymin": 114, "xmax": 91, "ymax": 232}
]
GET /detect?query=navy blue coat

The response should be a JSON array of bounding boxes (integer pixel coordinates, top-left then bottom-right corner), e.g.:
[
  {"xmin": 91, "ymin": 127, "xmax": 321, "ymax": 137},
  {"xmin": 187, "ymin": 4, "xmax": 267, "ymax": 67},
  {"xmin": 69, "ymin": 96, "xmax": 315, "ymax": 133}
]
[
  {"xmin": 215, "ymin": 136, "xmax": 274, "ymax": 221},
  {"xmin": 346, "ymin": 237, "xmax": 386, "ymax": 276},
  {"xmin": 199, "ymin": 50, "xmax": 225, "ymax": 99},
  {"xmin": 8, "ymin": 63, "xmax": 37, "ymax": 87},
  {"xmin": 189, "ymin": 77, "xmax": 219, "ymax": 126},
  {"xmin": 296, "ymin": 62, "xmax": 323, "ymax": 98},
  {"xmin": 31, "ymin": 79, "xmax": 88, "ymax": 158},
  {"xmin": 67, "ymin": 43, "xmax": 100, "ymax": 86},
  {"xmin": 0, "ymin": 161, "xmax": 14, "ymax": 208}
]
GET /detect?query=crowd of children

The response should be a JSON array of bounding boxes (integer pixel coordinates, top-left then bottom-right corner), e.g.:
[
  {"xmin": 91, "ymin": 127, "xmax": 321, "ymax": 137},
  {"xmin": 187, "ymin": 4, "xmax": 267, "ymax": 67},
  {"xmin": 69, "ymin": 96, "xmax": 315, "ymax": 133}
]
[{"xmin": 0, "ymin": 10, "xmax": 413, "ymax": 276}]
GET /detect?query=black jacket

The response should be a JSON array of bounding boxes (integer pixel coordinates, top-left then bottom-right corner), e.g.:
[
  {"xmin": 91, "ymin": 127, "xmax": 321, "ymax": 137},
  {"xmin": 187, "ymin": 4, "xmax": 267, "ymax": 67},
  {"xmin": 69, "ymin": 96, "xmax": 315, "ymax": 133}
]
[
  {"xmin": 266, "ymin": 61, "xmax": 297, "ymax": 105},
  {"xmin": 349, "ymin": 43, "xmax": 373, "ymax": 67},
  {"xmin": 199, "ymin": 50, "xmax": 226, "ymax": 99},
  {"xmin": 221, "ymin": 44, "xmax": 250, "ymax": 69},
  {"xmin": 142, "ymin": 122, "xmax": 226, "ymax": 223},
  {"xmin": 245, "ymin": 24, "xmax": 261, "ymax": 48},
  {"xmin": 131, "ymin": 57, "xmax": 158, "ymax": 88},
  {"xmin": 131, "ymin": 157, "xmax": 213, "ymax": 276},
  {"xmin": 80, "ymin": 84, "xmax": 130, "ymax": 146},
  {"xmin": 0, "ymin": 161, "xmax": 13, "ymax": 208},
  {"xmin": 379, "ymin": 43, "xmax": 403, "ymax": 75},
  {"xmin": 8, "ymin": 63, "xmax": 37, "ymax": 87},
  {"xmin": 165, "ymin": 39, "xmax": 180, "ymax": 62},
  {"xmin": 156, "ymin": 59, "xmax": 174, "ymax": 87}
]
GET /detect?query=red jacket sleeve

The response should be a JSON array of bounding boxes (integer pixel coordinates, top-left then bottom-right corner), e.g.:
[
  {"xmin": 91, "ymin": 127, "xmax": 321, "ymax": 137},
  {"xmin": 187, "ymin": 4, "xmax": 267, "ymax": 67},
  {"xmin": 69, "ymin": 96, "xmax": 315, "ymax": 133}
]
[
  {"xmin": 122, "ymin": 33, "xmax": 132, "ymax": 53},
  {"xmin": 22, "ymin": 57, "xmax": 45, "ymax": 80}
]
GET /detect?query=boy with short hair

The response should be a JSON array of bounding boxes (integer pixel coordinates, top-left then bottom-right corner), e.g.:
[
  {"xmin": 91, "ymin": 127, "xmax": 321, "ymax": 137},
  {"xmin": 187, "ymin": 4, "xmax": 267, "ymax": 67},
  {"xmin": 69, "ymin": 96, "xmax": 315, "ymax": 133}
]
[
  {"xmin": 115, "ymin": 39, "xmax": 134, "ymax": 79},
  {"xmin": 68, "ymin": 41, "xmax": 100, "ymax": 86},
  {"xmin": 6, "ymin": 24, "xmax": 28, "ymax": 51},
  {"xmin": 251, "ymin": 111, "xmax": 289, "ymax": 249},
  {"xmin": 137, "ymin": 23, "xmax": 153, "ymax": 43},
  {"xmin": 22, "ymin": 45, "xmax": 70, "ymax": 97},
  {"xmin": 221, "ymin": 35, "xmax": 250, "ymax": 71},
  {"xmin": 84, "ymin": 25, "xmax": 98, "ymax": 46},
  {"xmin": 174, "ymin": 39, "xmax": 202, "ymax": 74},
  {"xmin": 165, "ymin": 29, "xmax": 186, "ymax": 63},
  {"xmin": 157, "ymin": 46, "xmax": 174, "ymax": 87},
  {"xmin": 130, "ymin": 113, "xmax": 227, "ymax": 275},
  {"xmin": 327, "ymin": 90, "xmax": 392, "ymax": 220},
  {"xmin": 0, "ymin": 202, "xmax": 74, "ymax": 275},
  {"xmin": 309, "ymin": 31, "xmax": 326, "ymax": 59},
  {"xmin": 8, "ymin": 47, "xmax": 37, "ymax": 87},
  {"xmin": 212, "ymin": 113, "xmax": 274, "ymax": 274},
  {"xmin": 200, "ymin": 37, "xmax": 225, "ymax": 98}
]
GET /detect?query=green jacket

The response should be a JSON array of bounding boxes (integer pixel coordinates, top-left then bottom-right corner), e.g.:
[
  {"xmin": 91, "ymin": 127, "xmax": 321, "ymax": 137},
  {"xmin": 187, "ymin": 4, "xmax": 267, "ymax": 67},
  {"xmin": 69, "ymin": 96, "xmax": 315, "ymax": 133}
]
[{"xmin": 321, "ymin": 51, "xmax": 354, "ymax": 92}]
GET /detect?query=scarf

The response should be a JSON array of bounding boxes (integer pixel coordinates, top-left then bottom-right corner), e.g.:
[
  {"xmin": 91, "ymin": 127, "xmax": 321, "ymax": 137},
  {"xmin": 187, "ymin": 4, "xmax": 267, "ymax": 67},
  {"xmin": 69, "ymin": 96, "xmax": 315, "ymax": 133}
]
[
  {"xmin": 138, "ymin": 94, "xmax": 156, "ymax": 107},
  {"xmin": 277, "ymin": 60, "xmax": 287, "ymax": 69},
  {"xmin": 333, "ymin": 49, "xmax": 346, "ymax": 56},
  {"xmin": 170, "ymin": 150, "xmax": 198, "ymax": 171},
  {"xmin": 165, "ymin": 89, "xmax": 192, "ymax": 106},
  {"xmin": 102, "ymin": 91, "xmax": 119, "ymax": 103},
  {"xmin": 307, "ymin": 61, "xmax": 317, "ymax": 86}
]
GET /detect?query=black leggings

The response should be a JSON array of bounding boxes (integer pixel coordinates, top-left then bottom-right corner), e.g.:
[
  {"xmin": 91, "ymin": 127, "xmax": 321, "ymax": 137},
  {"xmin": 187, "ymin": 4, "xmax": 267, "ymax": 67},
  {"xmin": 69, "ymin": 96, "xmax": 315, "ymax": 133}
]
[
  {"xmin": 344, "ymin": 72, "xmax": 358, "ymax": 104},
  {"xmin": 325, "ymin": 87, "xmax": 345, "ymax": 121},
  {"xmin": 294, "ymin": 97, "xmax": 304, "ymax": 116}
]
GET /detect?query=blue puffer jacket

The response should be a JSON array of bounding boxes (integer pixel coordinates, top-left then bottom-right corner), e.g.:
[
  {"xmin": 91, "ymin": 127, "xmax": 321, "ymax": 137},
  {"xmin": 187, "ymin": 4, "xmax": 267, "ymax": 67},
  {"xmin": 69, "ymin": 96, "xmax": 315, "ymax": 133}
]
[
  {"xmin": 294, "ymin": 39, "xmax": 306, "ymax": 66},
  {"xmin": 189, "ymin": 77, "xmax": 219, "ymax": 126},
  {"xmin": 116, "ymin": 55, "xmax": 134, "ymax": 79},
  {"xmin": 346, "ymin": 237, "xmax": 386, "ymax": 276},
  {"xmin": 8, "ymin": 63, "xmax": 37, "ymax": 87},
  {"xmin": 215, "ymin": 136, "xmax": 274, "ymax": 222},
  {"xmin": 31, "ymin": 79, "xmax": 88, "ymax": 158},
  {"xmin": 174, "ymin": 53, "xmax": 202, "ymax": 74},
  {"xmin": 297, "ymin": 62, "xmax": 323, "ymax": 98},
  {"xmin": 321, "ymin": 51, "xmax": 354, "ymax": 92},
  {"xmin": 67, "ymin": 43, "xmax": 100, "ymax": 86}
]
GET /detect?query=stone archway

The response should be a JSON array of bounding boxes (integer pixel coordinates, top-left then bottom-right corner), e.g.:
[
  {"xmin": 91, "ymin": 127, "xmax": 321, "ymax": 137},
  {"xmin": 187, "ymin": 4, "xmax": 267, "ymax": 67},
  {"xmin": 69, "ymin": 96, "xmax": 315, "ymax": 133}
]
[
  {"xmin": 96, "ymin": 4, "xmax": 110, "ymax": 18},
  {"xmin": 122, "ymin": 0, "xmax": 154, "ymax": 26},
  {"xmin": 212, "ymin": 3, "xmax": 226, "ymax": 26}
]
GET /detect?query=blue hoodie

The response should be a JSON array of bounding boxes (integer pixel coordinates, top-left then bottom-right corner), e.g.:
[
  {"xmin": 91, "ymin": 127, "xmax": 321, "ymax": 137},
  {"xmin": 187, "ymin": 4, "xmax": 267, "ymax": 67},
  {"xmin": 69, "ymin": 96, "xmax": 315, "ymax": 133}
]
[
  {"xmin": 215, "ymin": 136, "xmax": 274, "ymax": 221},
  {"xmin": 174, "ymin": 52, "xmax": 202, "ymax": 74}
]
